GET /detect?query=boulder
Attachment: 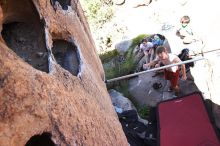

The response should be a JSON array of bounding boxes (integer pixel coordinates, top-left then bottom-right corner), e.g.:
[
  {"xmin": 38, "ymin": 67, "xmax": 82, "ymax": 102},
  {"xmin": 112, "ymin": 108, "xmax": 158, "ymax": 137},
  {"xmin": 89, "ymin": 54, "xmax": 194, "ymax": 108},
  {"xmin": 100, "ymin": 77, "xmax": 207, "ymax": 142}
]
[
  {"xmin": 109, "ymin": 89, "xmax": 148, "ymax": 125},
  {"xmin": 115, "ymin": 40, "xmax": 132, "ymax": 54},
  {"xmin": 0, "ymin": 0, "xmax": 127, "ymax": 145},
  {"xmin": 109, "ymin": 89, "xmax": 136, "ymax": 111}
]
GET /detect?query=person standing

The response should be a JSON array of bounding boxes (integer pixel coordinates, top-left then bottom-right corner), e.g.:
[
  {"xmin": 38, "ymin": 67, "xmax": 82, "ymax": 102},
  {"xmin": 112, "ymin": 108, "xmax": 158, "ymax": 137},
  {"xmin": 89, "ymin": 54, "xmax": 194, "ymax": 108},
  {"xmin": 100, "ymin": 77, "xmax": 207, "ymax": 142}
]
[
  {"xmin": 143, "ymin": 46, "xmax": 187, "ymax": 96},
  {"xmin": 176, "ymin": 15, "xmax": 194, "ymax": 44}
]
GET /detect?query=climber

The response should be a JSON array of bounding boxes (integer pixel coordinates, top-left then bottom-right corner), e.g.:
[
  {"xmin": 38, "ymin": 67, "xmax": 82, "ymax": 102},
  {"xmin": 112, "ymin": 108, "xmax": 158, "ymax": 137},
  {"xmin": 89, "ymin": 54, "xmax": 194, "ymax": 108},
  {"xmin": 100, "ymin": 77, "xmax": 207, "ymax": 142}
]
[{"xmin": 143, "ymin": 46, "xmax": 187, "ymax": 96}]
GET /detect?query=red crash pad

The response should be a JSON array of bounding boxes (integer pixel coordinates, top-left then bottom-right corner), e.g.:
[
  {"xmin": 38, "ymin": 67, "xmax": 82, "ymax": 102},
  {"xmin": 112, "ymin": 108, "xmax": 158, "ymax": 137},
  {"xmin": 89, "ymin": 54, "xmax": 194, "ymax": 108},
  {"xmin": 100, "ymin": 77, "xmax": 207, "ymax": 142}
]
[{"xmin": 158, "ymin": 92, "xmax": 220, "ymax": 146}]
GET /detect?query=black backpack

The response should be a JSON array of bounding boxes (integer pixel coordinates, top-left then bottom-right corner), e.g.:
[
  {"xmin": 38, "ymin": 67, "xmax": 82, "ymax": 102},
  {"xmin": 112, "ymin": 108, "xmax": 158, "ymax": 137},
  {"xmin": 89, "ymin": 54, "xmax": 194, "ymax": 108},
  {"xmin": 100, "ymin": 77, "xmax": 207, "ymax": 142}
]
[{"xmin": 178, "ymin": 48, "xmax": 194, "ymax": 72}]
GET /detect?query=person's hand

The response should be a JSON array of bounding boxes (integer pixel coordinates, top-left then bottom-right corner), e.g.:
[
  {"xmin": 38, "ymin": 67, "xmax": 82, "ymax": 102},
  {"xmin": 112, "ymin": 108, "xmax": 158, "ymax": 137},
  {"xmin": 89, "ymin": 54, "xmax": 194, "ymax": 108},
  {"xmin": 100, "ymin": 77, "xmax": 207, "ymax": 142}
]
[
  {"xmin": 155, "ymin": 64, "xmax": 160, "ymax": 68},
  {"xmin": 143, "ymin": 63, "xmax": 150, "ymax": 70}
]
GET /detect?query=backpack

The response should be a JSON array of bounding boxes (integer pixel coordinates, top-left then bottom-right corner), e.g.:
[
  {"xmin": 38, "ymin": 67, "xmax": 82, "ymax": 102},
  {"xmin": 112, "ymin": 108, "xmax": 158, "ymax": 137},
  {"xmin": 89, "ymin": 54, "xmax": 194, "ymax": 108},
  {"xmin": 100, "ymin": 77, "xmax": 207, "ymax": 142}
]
[
  {"xmin": 148, "ymin": 34, "xmax": 165, "ymax": 48},
  {"xmin": 178, "ymin": 48, "xmax": 194, "ymax": 72}
]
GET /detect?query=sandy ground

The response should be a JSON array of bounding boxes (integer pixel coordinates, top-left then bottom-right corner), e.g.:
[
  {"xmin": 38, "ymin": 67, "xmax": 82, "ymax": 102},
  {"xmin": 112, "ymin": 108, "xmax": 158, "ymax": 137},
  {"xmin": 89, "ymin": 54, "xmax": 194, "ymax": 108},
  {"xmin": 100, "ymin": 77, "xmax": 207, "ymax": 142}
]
[{"xmin": 114, "ymin": 0, "xmax": 220, "ymax": 52}]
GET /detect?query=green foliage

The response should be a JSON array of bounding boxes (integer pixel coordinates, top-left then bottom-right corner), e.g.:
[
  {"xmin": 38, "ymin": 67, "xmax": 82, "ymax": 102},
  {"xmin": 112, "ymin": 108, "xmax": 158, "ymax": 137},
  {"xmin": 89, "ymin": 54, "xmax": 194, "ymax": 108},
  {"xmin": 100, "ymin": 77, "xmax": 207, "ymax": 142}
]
[
  {"xmin": 103, "ymin": 56, "xmax": 136, "ymax": 80},
  {"xmin": 138, "ymin": 104, "xmax": 150, "ymax": 119},
  {"xmin": 131, "ymin": 34, "xmax": 148, "ymax": 48},
  {"xmin": 103, "ymin": 34, "xmax": 152, "ymax": 119},
  {"xmin": 104, "ymin": 67, "xmax": 118, "ymax": 80},
  {"xmin": 99, "ymin": 49, "xmax": 119, "ymax": 63},
  {"xmin": 102, "ymin": 34, "xmax": 149, "ymax": 80},
  {"xmin": 80, "ymin": 0, "xmax": 114, "ymax": 30}
]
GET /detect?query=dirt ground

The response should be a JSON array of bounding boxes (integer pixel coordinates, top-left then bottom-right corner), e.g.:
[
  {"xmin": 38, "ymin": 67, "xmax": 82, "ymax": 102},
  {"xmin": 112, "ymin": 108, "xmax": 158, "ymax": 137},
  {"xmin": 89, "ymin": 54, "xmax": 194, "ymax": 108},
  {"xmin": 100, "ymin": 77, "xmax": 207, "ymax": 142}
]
[{"xmin": 128, "ymin": 68, "xmax": 200, "ymax": 106}]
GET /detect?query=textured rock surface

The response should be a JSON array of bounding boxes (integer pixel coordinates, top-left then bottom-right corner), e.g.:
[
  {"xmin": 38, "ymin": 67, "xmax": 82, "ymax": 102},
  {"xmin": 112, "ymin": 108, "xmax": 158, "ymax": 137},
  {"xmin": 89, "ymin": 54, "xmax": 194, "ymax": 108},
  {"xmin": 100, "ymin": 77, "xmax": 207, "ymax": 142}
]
[
  {"xmin": 0, "ymin": 0, "xmax": 127, "ymax": 145},
  {"xmin": 109, "ymin": 89, "xmax": 136, "ymax": 112},
  {"xmin": 190, "ymin": 51, "xmax": 220, "ymax": 129},
  {"xmin": 115, "ymin": 40, "xmax": 132, "ymax": 54}
]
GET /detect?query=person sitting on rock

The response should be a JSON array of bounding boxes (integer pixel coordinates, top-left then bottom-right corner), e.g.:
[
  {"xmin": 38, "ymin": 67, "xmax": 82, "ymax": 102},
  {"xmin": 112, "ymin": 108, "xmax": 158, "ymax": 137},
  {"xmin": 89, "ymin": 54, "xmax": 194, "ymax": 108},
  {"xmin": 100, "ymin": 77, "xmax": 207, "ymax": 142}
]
[
  {"xmin": 139, "ymin": 39, "xmax": 154, "ymax": 64},
  {"xmin": 143, "ymin": 46, "xmax": 187, "ymax": 96},
  {"xmin": 176, "ymin": 15, "xmax": 194, "ymax": 44},
  {"xmin": 148, "ymin": 34, "xmax": 165, "ymax": 59}
]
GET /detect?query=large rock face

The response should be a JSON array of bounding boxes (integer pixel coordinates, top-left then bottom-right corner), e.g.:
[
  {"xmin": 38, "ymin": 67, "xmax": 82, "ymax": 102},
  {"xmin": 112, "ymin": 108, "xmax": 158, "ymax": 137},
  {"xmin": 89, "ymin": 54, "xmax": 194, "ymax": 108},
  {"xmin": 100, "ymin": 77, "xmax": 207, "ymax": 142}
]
[{"xmin": 0, "ymin": 0, "xmax": 127, "ymax": 145}]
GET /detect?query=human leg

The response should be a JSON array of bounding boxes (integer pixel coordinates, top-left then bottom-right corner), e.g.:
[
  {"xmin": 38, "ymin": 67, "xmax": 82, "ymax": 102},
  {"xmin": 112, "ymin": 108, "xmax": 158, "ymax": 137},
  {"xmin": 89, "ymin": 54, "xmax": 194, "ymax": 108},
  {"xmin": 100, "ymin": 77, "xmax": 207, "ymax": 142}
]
[
  {"xmin": 164, "ymin": 70, "xmax": 180, "ymax": 95},
  {"xmin": 170, "ymin": 70, "xmax": 180, "ymax": 95}
]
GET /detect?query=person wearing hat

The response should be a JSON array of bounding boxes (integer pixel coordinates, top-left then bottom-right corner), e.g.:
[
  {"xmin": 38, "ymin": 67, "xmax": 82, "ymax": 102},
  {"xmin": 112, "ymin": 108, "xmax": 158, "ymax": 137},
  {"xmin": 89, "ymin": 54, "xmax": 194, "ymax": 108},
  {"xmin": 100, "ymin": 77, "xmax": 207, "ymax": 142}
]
[{"xmin": 139, "ymin": 39, "xmax": 154, "ymax": 64}]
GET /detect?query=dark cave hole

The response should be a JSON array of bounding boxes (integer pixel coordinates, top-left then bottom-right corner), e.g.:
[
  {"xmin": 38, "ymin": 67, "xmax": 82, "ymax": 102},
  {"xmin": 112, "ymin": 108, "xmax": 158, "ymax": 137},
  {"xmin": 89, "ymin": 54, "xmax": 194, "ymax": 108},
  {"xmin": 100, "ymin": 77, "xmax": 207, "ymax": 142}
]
[
  {"xmin": 2, "ymin": 22, "xmax": 49, "ymax": 73},
  {"xmin": 52, "ymin": 40, "xmax": 80, "ymax": 76},
  {"xmin": 1, "ymin": 0, "xmax": 49, "ymax": 73},
  {"xmin": 25, "ymin": 132, "xmax": 56, "ymax": 146},
  {"xmin": 51, "ymin": 0, "xmax": 71, "ymax": 10}
]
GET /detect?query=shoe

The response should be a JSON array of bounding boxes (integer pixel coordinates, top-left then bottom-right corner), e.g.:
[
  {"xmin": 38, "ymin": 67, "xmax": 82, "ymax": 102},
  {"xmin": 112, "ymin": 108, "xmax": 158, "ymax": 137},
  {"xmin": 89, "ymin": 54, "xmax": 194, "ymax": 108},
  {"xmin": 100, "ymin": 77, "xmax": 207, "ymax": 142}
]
[
  {"xmin": 172, "ymin": 95, "xmax": 177, "ymax": 98},
  {"xmin": 174, "ymin": 91, "xmax": 179, "ymax": 97},
  {"xmin": 152, "ymin": 82, "xmax": 162, "ymax": 90}
]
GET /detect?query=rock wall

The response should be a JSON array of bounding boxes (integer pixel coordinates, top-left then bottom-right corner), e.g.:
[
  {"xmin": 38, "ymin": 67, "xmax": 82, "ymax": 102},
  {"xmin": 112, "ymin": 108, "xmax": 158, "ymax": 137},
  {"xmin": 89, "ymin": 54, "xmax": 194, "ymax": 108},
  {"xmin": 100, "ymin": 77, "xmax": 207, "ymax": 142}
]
[
  {"xmin": 191, "ymin": 51, "xmax": 220, "ymax": 129},
  {"xmin": 0, "ymin": 0, "xmax": 127, "ymax": 145}
]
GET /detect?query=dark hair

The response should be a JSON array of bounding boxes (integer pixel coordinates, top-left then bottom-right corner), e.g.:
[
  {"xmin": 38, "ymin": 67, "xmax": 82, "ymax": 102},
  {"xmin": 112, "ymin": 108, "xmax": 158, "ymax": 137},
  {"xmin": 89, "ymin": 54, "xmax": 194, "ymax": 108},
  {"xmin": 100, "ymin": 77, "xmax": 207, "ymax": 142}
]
[
  {"xmin": 142, "ymin": 38, "xmax": 147, "ymax": 43},
  {"xmin": 181, "ymin": 15, "xmax": 190, "ymax": 23},
  {"xmin": 156, "ymin": 46, "xmax": 166, "ymax": 54}
]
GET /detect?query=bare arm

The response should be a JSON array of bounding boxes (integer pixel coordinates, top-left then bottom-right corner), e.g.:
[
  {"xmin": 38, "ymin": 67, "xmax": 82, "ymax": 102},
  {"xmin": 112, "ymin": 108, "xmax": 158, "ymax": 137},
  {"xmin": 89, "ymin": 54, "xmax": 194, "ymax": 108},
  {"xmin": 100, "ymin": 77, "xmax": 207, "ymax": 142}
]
[
  {"xmin": 148, "ymin": 60, "xmax": 159, "ymax": 68},
  {"xmin": 143, "ymin": 59, "xmax": 159, "ymax": 69},
  {"xmin": 173, "ymin": 57, "xmax": 187, "ymax": 80},
  {"xmin": 181, "ymin": 64, "xmax": 187, "ymax": 80}
]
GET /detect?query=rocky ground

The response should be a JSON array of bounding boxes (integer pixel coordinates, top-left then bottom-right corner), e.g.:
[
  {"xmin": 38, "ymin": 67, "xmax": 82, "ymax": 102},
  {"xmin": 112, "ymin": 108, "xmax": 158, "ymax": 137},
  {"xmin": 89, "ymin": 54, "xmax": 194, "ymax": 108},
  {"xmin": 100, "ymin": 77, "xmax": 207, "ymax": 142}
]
[{"xmin": 128, "ymin": 70, "xmax": 200, "ymax": 107}]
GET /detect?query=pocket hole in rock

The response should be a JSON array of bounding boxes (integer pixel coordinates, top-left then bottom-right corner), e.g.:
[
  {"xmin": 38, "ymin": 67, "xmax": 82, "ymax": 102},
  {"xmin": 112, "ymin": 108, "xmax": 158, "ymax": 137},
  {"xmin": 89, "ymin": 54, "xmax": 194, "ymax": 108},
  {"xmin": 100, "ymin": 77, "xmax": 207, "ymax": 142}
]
[
  {"xmin": 1, "ymin": 0, "xmax": 49, "ymax": 73},
  {"xmin": 52, "ymin": 40, "xmax": 80, "ymax": 76},
  {"xmin": 25, "ymin": 132, "xmax": 56, "ymax": 146},
  {"xmin": 51, "ymin": 0, "xmax": 71, "ymax": 10}
]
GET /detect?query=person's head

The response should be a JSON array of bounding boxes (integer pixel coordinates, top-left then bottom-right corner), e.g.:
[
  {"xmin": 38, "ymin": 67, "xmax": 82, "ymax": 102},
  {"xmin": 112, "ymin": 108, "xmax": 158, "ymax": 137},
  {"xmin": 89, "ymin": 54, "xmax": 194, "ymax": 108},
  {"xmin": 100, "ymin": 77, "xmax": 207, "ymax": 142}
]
[
  {"xmin": 156, "ymin": 46, "xmax": 168, "ymax": 60},
  {"xmin": 142, "ymin": 39, "xmax": 147, "ymax": 44},
  {"xmin": 180, "ymin": 15, "xmax": 190, "ymax": 24}
]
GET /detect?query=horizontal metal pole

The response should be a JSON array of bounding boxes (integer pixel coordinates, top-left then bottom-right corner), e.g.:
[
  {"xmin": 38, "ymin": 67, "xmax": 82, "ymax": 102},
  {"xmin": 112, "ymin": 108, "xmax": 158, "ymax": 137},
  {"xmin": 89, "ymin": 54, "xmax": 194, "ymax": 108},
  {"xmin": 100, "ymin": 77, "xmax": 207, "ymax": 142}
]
[
  {"xmin": 105, "ymin": 56, "xmax": 205, "ymax": 83},
  {"xmin": 191, "ymin": 48, "xmax": 220, "ymax": 56}
]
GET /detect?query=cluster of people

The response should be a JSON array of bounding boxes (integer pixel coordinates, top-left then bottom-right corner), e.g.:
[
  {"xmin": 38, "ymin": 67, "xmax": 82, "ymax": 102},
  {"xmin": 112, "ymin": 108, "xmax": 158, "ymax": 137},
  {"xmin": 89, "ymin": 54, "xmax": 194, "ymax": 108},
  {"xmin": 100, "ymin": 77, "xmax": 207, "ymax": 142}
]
[
  {"xmin": 139, "ymin": 15, "xmax": 196, "ymax": 96},
  {"xmin": 139, "ymin": 34, "xmax": 165, "ymax": 66}
]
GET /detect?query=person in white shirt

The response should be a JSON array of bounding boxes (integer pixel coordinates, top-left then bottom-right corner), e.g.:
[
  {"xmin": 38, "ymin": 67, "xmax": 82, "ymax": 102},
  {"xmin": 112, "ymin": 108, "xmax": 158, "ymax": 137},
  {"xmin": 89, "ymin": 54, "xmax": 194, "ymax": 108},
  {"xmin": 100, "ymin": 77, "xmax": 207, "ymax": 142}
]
[
  {"xmin": 140, "ymin": 39, "xmax": 154, "ymax": 63},
  {"xmin": 143, "ymin": 46, "xmax": 187, "ymax": 96},
  {"xmin": 176, "ymin": 15, "xmax": 194, "ymax": 44}
]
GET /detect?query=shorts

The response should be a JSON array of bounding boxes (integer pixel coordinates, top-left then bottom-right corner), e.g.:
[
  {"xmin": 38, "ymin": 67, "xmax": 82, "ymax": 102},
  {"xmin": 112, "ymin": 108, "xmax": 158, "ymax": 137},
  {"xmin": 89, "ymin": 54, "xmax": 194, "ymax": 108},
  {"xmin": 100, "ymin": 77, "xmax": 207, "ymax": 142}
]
[{"xmin": 164, "ymin": 69, "xmax": 179, "ymax": 88}]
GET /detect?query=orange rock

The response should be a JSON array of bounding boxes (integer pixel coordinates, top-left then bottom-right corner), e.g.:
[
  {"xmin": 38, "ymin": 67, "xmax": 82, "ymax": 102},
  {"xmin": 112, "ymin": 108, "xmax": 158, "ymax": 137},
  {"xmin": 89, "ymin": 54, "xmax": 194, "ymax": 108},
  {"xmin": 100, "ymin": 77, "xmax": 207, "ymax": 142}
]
[{"xmin": 0, "ymin": 0, "xmax": 127, "ymax": 145}]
